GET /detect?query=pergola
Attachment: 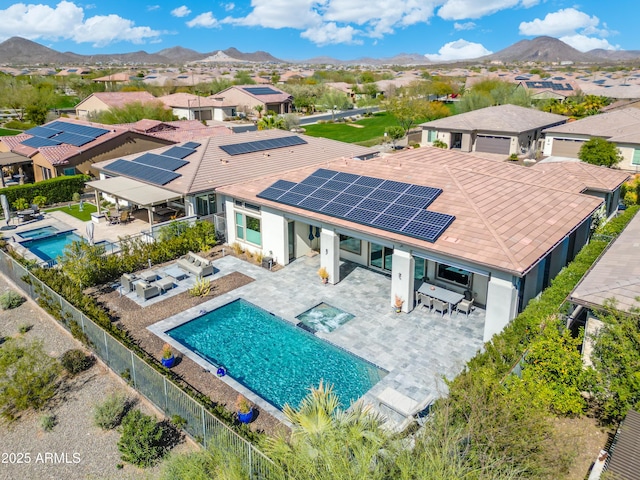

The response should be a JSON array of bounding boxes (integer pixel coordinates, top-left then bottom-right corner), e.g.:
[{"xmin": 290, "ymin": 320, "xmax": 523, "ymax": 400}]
[
  {"xmin": 86, "ymin": 177, "xmax": 183, "ymax": 225},
  {"xmin": 0, "ymin": 152, "xmax": 31, "ymax": 187}
]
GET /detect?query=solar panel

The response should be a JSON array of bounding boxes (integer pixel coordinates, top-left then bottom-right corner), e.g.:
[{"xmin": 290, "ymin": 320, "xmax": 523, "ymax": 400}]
[
  {"xmin": 182, "ymin": 142, "xmax": 201, "ymax": 149},
  {"xmin": 162, "ymin": 146, "xmax": 195, "ymax": 159},
  {"xmin": 24, "ymin": 126, "xmax": 62, "ymax": 138},
  {"xmin": 104, "ymin": 159, "xmax": 181, "ymax": 186},
  {"xmin": 219, "ymin": 136, "xmax": 307, "ymax": 156},
  {"xmin": 133, "ymin": 153, "xmax": 188, "ymax": 171},
  {"xmin": 52, "ymin": 131, "xmax": 94, "ymax": 147},
  {"xmin": 48, "ymin": 121, "xmax": 109, "ymax": 139},
  {"xmin": 21, "ymin": 136, "xmax": 62, "ymax": 148},
  {"xmin": 244, "ymin": 87, "xmax": 280, "ymax": 95},
  {"xmin": 256, "ymin": 169, "xmax": 455, "ymax": 243}
]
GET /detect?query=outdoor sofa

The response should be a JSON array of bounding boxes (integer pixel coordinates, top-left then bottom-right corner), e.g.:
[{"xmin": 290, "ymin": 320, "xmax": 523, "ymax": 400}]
[{"xmin": 177, "ymin": 251, "xmax": 214, "ymax": 277}]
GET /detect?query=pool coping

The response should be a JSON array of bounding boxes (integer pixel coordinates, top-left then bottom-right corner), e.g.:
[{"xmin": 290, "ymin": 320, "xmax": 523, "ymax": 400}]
[{"xmin": 148, "ymin": 294, "xmax": 389, "ymax": 427}]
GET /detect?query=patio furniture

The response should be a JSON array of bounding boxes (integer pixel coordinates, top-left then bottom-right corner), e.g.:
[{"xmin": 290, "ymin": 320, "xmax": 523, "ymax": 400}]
[
  {"xmin": 135, "ymin": 281, "xmax": 160, "ymax": 300},
  {"xmin": 121, "ymin": 273, "xmax": 136, "ymax": 292},
  {"xmin": 153, "ymin": 276, "xmax": 175, "ymax": 292},
  {"xmin": 164, "ymin": 265, "xmax": 189, "ymax": 281},
  {"xmin": 416, "ymin": 282, "xmax": 464, "ymax": 317},
  {"xmin": 376, "ymin": 387, "xmax": 435, "ymax": 432},
  {"xmin": 432, "ymin": 299, "xmax": 449, "ymax": 317},
  {"xmin": 119, "ymin": 211, "xmax": 131, "ymax": 224},
  {"xmin": 419, "ymin": 293, "xmax": 433, "ymax": 311},
  {"xmin": 177, "ymin": 251, "xmax": 214, "ymax": 277},
  {"xmin": 140, "ymin": 270, "xmax": 158, "ymax": 282},
  {"xmin": 17, "ymin": 209, "xmax": 35, "ymax": 222},
  {"xmin": 106, "ymin": 212, "xmax": 119, "ymax": 225},
  {"xmin": 456, "ymin": 298, "xmax": 474, "ymax": 318}
]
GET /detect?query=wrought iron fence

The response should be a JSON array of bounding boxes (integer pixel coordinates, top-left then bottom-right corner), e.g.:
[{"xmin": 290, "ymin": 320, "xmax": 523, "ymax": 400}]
[{"xmin": 0, "ymin": 249, "xmax": 281, "ymax": 479}]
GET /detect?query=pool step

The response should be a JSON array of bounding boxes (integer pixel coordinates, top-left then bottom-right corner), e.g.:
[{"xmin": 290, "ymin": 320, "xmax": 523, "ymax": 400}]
[{"xmin": 296, "ymin": 322, "xmax": 316, "ymax": 334}]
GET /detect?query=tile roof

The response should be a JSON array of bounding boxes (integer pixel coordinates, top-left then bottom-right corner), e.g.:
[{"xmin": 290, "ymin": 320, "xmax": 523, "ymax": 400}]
[
  {"xmin": 531, "ymin": 161, "xmax": 629, "ymax": 192},
  {"xmin": 420, "ymin": 104, "xmax": 567, "ymax": 133},
  {"xmin": 570, "ymin": 212, "xmax": 640, "ymax": 313},
  {"xmin": 543, "ymin": 108, "xmax": 640, "ymax": 144},
  {"xmin": 606, "ymin": 410, "xmax": 640, "ymax": 480},
  {"xmin": 217, "ymin": 147, "xmax": 605, "ymax": 275},
  {"xmin": 119, "ymin": 119, "xmax": 233, "ymax": 142},
  {"xmin": 217, "ymin": 85, "xmax": 292, "ymax": 104},
  {"xmin": 93, "ymin": 129, "xmax": 378, "ymax": 196},
  {"xmin": 81, "ymin": 91, "xmax": 157, "ymax": 109}
]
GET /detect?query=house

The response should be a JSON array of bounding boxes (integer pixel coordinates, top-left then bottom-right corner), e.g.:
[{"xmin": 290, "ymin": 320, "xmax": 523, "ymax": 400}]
[
  {"xmin": 420, "ymin": 104, "xmax": 567, "ymax": 156},
  {"xmin": 214, "ymin": 146, "xmax": 628, "ymax": 342},
  {"xmin": 157, "ymin": 93, "xmax": 236, "ymax": 122},
  {"xmin": 74, "ymin": 91, "xmax": 160, "ymax": 119},
  {"xmin": 0, "ymin": 118, "xmax": 180, "ymax": 182},
  {"xmin": 89, "ymin": 129, "xmax": 378, "ymax": 227},
  {"xmin": 542, "ymin": 108, "xmax": 640, "ymax": 171},
  {"xmin": 211, "ymin": 85, "xmax": 293, "ymax": 116},
  {"xmin": 122, "ymin": 119, "xmax": 234, "ymax": 142},
  {"xmin": 603, "ymin": 409, "xmax": 640, "ymax": 480},
  {"xmin": 515, "ymin": 77, "xmax": 577, "ymax": 101}
]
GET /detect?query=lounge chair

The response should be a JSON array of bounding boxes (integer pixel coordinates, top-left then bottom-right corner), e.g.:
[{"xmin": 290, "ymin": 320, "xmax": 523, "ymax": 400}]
[
  {"xmin": 121, "ymin": 273, "xmax": 136, "ymax": 292},
  {"xmin": 432, "ymin": 299, "xmax": 448, "ymax": 317},
  {"xmin": 456, "ymin": 299, "xmax": 474, "ymax": 318},
  {"xmin": 135, "ymin": 281, "xmax": 160, "ymax": 300}
]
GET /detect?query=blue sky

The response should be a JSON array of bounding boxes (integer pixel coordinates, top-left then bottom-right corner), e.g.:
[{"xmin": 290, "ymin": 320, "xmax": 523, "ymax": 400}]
[{"xmin": 0, "ymin": 0, "xmax": 636, "ymax": 61}]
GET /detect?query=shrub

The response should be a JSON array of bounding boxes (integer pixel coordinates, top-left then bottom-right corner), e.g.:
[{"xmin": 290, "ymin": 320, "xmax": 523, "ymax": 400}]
[
  {"xmin": 0, "ymin": 290, "xmax": 25, "ymax": 310},
  {"xmin": 118, "ymin": 410, "xmax": 166, "ymax": 467},
  {"xmin": 60, "ymin": 349, "xmax": 93, "ymax": 375},
  {"xmin": 231, "ymin": 242, "xmax": 244, "ymax": 255},
  {"xmin": 40, "ymin": 414, "xmax": 57, "ymax": 432},
  {"xmin": 72, "ymin": 192, "xmax": 81, "ymax": 203},
  {"xmin": 189, "ymin": 277, "xmax": 211, "ymax": 297},
  {"xmin": 432, "ymin": 139, "xmax": 447, "ymax": 149},
  {"xmin": 18, "ymin": 324, "xmax": 32, "ymax": 334},
  {"xmin": 0, "ymin": 174, "xmax": 88, "ymax": 206},
  {"xmin": 32, "ymin": 195, "xmax": 47, "ymax": 208},
  {"xmin": 0, "ymin": 339, "xmax": 61, "ymax": 421},
  {"xmin": 12, "ymin": 198, "xmax": 29, "ymax": 210},
  {"xmin": 94, "ymin": 392, "xmax": 129, "ymax": 430},
  {"xmin": 4, "ymin": 120, "xmax": 35, "ymax": 130}
]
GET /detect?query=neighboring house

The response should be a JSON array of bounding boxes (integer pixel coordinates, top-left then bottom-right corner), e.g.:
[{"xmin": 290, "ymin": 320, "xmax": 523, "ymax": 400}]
[
  {"xmin": 420, "ymin": 104, "xmax": 567, "ymax": 156},
  {"xmin": 0, "ymin": 118, "xmax": 177, "ymax": 182},
  {"xmin": 91, "ymin": 72, "xmax": 134, "ymax": 89},
  {"xmin": 74, "ymin": 91, "xmax": 159, "ymax": 119},
  {"xmin": 211, "ymin": 85, "xmax": 293, "ymax": 115},
  {"xmin": 515, "ymin": 78, "xmax": 577, "ymax": 101},
  {"xmin": 542, "ymin": 107, "xmax": 640, "ymax": 171},
  {"xmin": 158, "ymin": 93, "xmax": 236, "ymax": 122},
  {"xmin": 121, "ymin": 119, "xmax": 234, "ymax": 142},
  {"xmin": 215, "ymin": 147, "xmax": 628, "ymax": 342},
  {"xmin": 90, "ymin": 129, "xmax": 378, "ymax": 227},
  {"xmin": 603, "ymin": 409, "xmax": 640, "ymax": 480},
  {"xmin": 56, "ymin": 67, "xmax": 91, "ymax": 77}
]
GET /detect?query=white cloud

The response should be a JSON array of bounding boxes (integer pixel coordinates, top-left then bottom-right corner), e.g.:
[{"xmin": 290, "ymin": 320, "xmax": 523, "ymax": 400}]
[
  {"xmin": 171, "ymin": 5, "xmax": 191, "ymax": 18},
  {"xmin": 300, "ymin": 22, "xmax": 362, "ymax": 46},
  {"xmin": 560, "ymin": 34, "xmax": 618, "ymax": 52},
  {"xmin": 438, "ymin": 0, "xmax": 538, "ymax": 21},
  {"xmin": 147, "ymin": 5, "xmax": 160, "ymax": 11},
  {"xmin": 425, "ymin": 39, "xmax": 492, "ymax": 61},
  {"xmin": 187, "ymin": 12, "xmax": 219, "ymax": 28},
  {"xmin": 224, "ymin": 0, "xmax": 319, "ymax": 29},
  {"xmin": 454, "ymin": 21, "xmax": 475, "ymax": 31},
  {"xmin": 223, "ymin": 2, "xmax": 235, "ymax": 11},
  {"xmin": 519, "ymin": 8, "xmax": 600, "ymax": 37},
  {"xmin": 0, "ymin": 1, "xmax": 160, "ymax": 46}
]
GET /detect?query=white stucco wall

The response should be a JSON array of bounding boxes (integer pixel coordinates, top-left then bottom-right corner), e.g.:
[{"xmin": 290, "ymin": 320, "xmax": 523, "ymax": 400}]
[
  {"xmin": 391, "ymin": 248, "xmax": 414, "ymax": 313},
  {"xmin": 484, "ymin": 273, "xmax": 518, "ymax": 342},
  {"xmin": 260, "ymin": 207, "xmax": 287, "ymax": 265}
]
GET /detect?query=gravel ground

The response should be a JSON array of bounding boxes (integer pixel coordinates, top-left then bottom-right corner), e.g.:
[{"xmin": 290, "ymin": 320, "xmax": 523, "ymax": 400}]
[
  {"xmin": 0, "ymin": 274, "xmax": 195, "ymax": 480},
  {"xmin": 92, "ymin": 248, "xmax": 288, "ymax": 438}
]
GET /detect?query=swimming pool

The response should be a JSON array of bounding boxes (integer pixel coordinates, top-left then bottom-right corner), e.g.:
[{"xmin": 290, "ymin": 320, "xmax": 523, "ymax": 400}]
[
  {"xmin": 167, "ymin": 299, "xmax": 386, "ymax": 410},
  {"xmin": 17, "ymin": 226, "xmax": 60, "ymax": 240},
  {"xmin": 22, "ymin": 232, "xmax": 116, "ymax": 264}
]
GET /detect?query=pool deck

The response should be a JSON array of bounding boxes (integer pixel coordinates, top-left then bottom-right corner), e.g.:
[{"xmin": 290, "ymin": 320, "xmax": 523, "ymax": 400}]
[{"xmin": 149, "ymin": 253, "xmax": 486, "ymax": 429}]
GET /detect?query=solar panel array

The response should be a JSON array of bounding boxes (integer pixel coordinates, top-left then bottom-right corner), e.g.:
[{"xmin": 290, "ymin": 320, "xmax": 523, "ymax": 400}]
[
  {"xmin": 244, "ymin": 87, "xmax": 280, "ymax": 96},
  {"xmin": 525, "ymin": 81, "xmax": 574, "ymax": 91},
  {"xmin": 219, "ymin": 136, "xmax": 307, "ymax": 156},
  {"xmin": 103, "ymin": 141, "xmax": 200, "ymax": 186},
  {"xmin": 257, "ymin": 169, "xmax": 455, "ymax": 243},
  {"xmin": 22, "ymin": 121, "xmax": 110, "ymax": 148}
]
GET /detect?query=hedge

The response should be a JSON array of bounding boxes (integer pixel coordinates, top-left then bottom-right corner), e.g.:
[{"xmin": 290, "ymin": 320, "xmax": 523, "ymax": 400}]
[{"xmin": 0, "ymin": 174, "xmax": 89, "ymax": 205}]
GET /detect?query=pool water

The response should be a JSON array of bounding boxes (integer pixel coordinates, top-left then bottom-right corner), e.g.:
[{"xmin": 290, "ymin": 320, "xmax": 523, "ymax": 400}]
[
  {"xmin": 22, "ymin": 232, "xmax": 115, "ymax": 263},
  {"xmin": 167, "ymin": 299, "xmax": 386, "ymax": 410},
  {"xmin": 296, "ymin": 302, "xmax": 355, "ymax": 333},
  {"xmin": 18, "ymin": 226, "xmax": 60, "ymax": 240}
]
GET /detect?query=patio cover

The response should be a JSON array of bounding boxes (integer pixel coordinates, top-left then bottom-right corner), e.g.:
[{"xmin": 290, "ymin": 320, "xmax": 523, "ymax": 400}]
[
  {"xmin": 86, "ymin": 177, "xmax": 182, "ymax": 207},
  {"xmin": 0, "ymin": 152, "xmax": 30, "ymax": 167}
]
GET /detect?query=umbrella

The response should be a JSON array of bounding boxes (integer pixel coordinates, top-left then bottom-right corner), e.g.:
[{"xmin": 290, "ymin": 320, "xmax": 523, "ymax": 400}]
[
  {"xmin": 86, "ymin": 221, "xmax": 95, "ymax": 246},
  {"xmin": 1, "ymin": 194, "xmax": 11, "ymax": 227}
]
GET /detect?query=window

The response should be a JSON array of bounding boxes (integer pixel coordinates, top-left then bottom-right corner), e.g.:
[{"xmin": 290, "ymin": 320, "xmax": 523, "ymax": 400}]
[
  {"xmin": 40, "ymin": 166, "xmax": 52, "ymax": 180},
  {"xmin": 63, "ymin": 167, "xmax": 76, "ymax": 176},
  {"xmin": 427, "ymin": 130, "xmax": 437, "ymax": 142},
  {"xmin": 235, "ymin": 211, "xmax": 261, "ymax": 246},
  {"xmin": 196, "ymin": 193, "xmax": 216, "ymax": 216},
  {"xmin": 339, "ymin": 235, "xmax": 361, "ymax": 255},
  {"xmin": 370, "ymin": 243, "xmax": 393, "ymax": 271},
  {"xmin": 437, "ymin": 264, "xmax": 470, "ymax": 287},
  {"xmin": 413, "ymin": 256, "xmax": 426, "ymax": 281},
  {"xmin": 633, "ymin": 149, "xmax": 640, "ymax": 165}
]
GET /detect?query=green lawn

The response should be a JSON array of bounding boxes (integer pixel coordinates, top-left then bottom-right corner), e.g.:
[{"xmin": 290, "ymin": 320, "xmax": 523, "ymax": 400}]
[
  {"xmin": 0, "ymin": 127, "xmax": 22, "ymax": 136},
  {"xmin": 303, "ymin": 112, "xmax": 429, "ymax": 145},
  {"xmin": 45, "ymin": 202, "xmax": 97, "ymax": 222}
]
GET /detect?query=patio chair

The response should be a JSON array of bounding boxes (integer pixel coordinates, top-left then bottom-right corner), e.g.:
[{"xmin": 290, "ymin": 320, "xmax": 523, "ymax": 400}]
[
  {"xmin": 456, "ymin": 299, "xmax": 474, "ymax": 318},
  {"xmin": 432, "ymin": 299, "xmax": 448, "ymax": 317},
  {"xmin": 119, "ymin": 211, "xmax": 131, "ymax": 224},
  {"xmin": 135, "ymin": 281, "xmax": 160, "ymax": 300},
  {"xmin": 120, "ymin": 273, "xmax": 136, "ymax": 292}
]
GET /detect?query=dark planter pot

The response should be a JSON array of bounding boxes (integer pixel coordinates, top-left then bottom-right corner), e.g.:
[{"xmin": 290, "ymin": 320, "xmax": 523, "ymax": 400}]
[
  {"xmin": 237, "ymin": 408, "xmax": 253, "ymax": 424},
  {"xmin": 161, "ymin": 355, "xmax": 175, "ymax": 368}
]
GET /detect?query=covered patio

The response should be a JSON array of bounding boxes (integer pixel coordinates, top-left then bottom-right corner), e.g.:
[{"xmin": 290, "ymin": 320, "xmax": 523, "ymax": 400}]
[
  {"xmin": 0, "ymin": 152, "xmax": 32, "ymax": 187},
  {"xmin": 86, "ymin": 177, "xmax": 185, "ymax": 225}
]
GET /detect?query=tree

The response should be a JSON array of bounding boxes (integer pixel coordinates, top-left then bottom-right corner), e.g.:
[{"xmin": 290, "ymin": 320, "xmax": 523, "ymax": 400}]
[
  {"xmin": 578, "ymin": 137, "xmax": 623, "ymax": 167},
  {"xmin": 385, "ymin": 125, "xmax": 404, "ymax": 148},
  {"xmin": 257, "ymin": 112, "xmax": 285, "ymax": 130},
  {"xmin": 384, "ymin": 97, "xmax": 449, "ymax": 134},
  {"xmin": 319, "ymin": 89, "xmax": 351, "ymax": 111}
]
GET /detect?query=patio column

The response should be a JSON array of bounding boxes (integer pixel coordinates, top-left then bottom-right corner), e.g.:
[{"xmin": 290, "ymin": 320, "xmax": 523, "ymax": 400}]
[
  {"xmin": 484, "ymin": 274, "xmax": 518, "ymax": 342},
  {"xmin": 93, "ymin": 190, "xmax": 100, "ymax": 213},
  {"xmin": 320, "ymin": 229, "xmax": 340, "ymax": 285},
  {"xmin": 391, "ymin": 248, "xmax": 414, "ymax": 313}
]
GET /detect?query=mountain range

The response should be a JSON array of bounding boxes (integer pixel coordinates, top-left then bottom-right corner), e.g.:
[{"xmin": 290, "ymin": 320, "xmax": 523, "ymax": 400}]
[{"xmin": 1, "ymin": 36, "xmax": 640, "ymax": 67}]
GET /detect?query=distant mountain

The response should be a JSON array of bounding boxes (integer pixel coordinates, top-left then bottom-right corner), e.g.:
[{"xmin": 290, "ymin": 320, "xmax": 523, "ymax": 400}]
[
  {"xmin": 0, "ymin": 37, "xmax": 77, "ymax": 64},
  {"xmin": 77, "ymin": 51, "xmax": 172, "ymax": 65},
  {"xmin": 198, "ymin": 47, "xmax": 284, "ymax": 63},
  {"xmin": 301, "ymin": 53, "xmax": 429, "ymax": 66},
  {"xmin": 587, "ymin": 49, "xmax": 640, "ymax": 61},
  {"xmin": 156, "ymin": 46, "xmax": 203, "ymax": 63},
  {"xmin": 480, "ymin": 36, "xmax": 597, "ymax": 63}
]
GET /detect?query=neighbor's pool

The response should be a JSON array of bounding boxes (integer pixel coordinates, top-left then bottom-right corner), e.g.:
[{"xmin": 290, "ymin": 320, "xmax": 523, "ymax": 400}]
[
  {"xmin": 167, "ymin": 299, "xmax": 386, "ymax": 410},
  {"xmin": 22, "ymin": 232, "xmax": 116, "ymax": 264},
  {"xmin": 17, "ymin": 226, "xmax": 60, "ymax": 240}
]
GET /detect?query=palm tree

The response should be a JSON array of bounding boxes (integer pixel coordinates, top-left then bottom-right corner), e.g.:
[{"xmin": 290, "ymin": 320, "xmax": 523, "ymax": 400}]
[{"xmin": 253, "ymin": 104, "xmax": 263, "ymax": 119}]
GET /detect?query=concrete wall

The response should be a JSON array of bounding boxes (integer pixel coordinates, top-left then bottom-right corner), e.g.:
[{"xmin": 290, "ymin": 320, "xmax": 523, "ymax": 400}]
[
  {"xmin": 391, "ymin": 248, "xmax": 414, "ymax": 312},
  {"xmin": 484, "ymin": 273, "xmax": 518, "ymax": 342},
  {"xmin": 75, "ymin": 96, "xmax": 109, "ymax": 118},
  {"xmin": 261, "ymin": 207, "xmax": 287, "ymax": 265}
]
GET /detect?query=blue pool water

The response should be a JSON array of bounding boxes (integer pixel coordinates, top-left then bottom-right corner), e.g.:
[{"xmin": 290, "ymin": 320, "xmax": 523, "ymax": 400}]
[
  {"xmin": 18, "ymin": 226, "xmax": 60, "ymax": 240},
  {"xmin": 167, "ymin": 299, "xmax": 386, "ymax": 410},
  {"xmin": 296, "ymin": 302, "xmax": 355, "ymax": 333},
  {"xmin": 22, "ymin": 232, "xmax": 116, "ymax": 263}
]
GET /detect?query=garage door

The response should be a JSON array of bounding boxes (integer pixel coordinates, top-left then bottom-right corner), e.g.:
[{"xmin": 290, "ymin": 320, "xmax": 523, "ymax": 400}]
[
  {"xmin": 475, "ymin": 135, "xmax": 511, "ymax": 154},
  {"xmin": 551, "ymin": 138, "xmax": 584, "ymax": 157}
]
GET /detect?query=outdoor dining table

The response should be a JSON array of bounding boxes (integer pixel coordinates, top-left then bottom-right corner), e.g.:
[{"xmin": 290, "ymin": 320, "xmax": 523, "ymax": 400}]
[
  {"xmin": 416, "ymin": 281, "xmax": 464, "ymax": 316},
  {"xmin": 17, "ymin": 209, "xmax": 35, "ymax": 222}
]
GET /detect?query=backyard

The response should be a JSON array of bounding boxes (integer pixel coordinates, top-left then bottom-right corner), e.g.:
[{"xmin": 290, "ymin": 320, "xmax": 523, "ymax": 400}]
[{"xmin": 45, "ymin": 201, "xmax": 97, "ymax": 222}]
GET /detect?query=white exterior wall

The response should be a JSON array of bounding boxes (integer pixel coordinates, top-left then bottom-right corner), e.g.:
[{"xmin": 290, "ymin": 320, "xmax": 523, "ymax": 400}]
[
  {"xmin": 184, "ymin": 196, "xmax": 196, "ymax": 216},
  {"xmin": 484, "ymin": 272, "xmax": 518, "ymax": 342},
  {"xmin": 543, "ymin": 135, "xmax": 554, "ymax": 156},
  {"xmin": 391, "ymin": 248, "xmax": 414, "ymax": 313},
  {"xmin": 172, "ymin": 107, "xmax": 190, "ymax": 120},
  {"xmin": 213, "ymin": 107, "xmax": 236, "ymax": 121},
  {"xmin": 320, "ymin": 229, "xmax": 340, "ymax": 285},
  {"xmin": 224, "ymin": 197, "xmax": 237, "ymax": 244},
  {"xmin": 260, "ymin": 207, "xmax": 287, "ymax": 265}
]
